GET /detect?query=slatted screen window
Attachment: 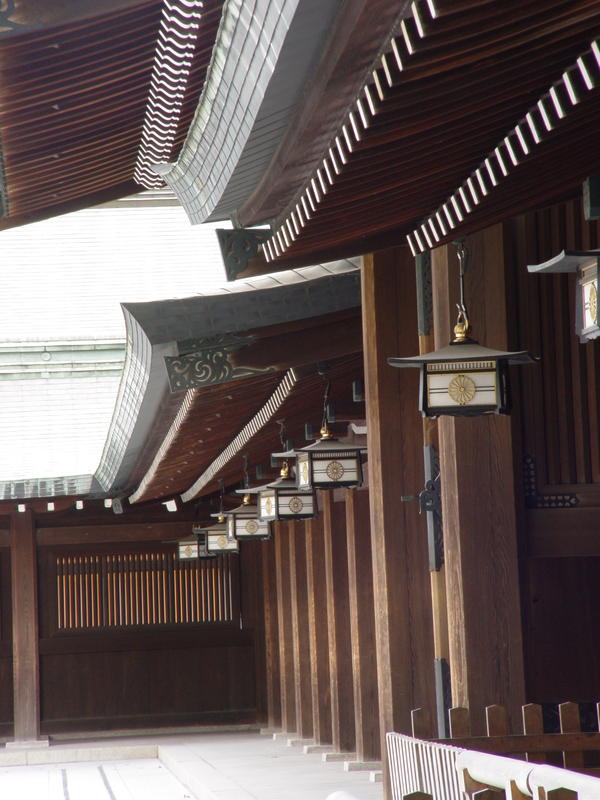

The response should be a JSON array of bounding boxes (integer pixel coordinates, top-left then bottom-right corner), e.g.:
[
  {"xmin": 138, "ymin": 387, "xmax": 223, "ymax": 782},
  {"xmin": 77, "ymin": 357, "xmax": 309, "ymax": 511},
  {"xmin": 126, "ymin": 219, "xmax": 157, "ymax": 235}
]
[{"xmin": 56, "ymin": 552, "xmax": 234, "ymax": 629}]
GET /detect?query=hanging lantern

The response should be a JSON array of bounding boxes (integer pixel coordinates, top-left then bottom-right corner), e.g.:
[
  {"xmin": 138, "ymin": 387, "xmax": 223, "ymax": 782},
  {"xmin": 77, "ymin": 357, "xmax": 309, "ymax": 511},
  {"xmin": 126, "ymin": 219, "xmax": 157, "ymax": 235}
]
[
  {"xmin": 227, "ymin": 494, "xmax": 271, "ymax": 540},
  {"xmin": 178, "ymin": 532, "xmax": 202, "ymax": 560},
  {"xmin": 206, "ymin": 516, "xmax": 239, "ymax": 554},
  {"xmin": 273, "ymin": 369, "xmax": 366, "ymax": 489},
  {"xmin": 389, "ymin": 239, "xmax": 536, "ymax": 417},
  {"xmin": 257, "ymin": 461, "xmax": 318, "ymax": 521},
  {"xmin": 527, "ymin": 249, "xmax": 599, "ymax": 342},
  {"xmin": 272, "ymin": 423, "xmax": 366, "ymax": 490}
]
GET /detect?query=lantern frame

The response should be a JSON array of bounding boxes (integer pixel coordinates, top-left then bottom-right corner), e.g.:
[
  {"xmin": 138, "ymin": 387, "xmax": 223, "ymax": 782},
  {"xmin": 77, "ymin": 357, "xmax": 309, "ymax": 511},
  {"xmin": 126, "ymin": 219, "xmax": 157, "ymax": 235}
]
[
  {"xmin": 227, "ymin": 494, "xmax": 272, "ymax": 541},
  {"xmin": 205, "ymin": 515, "xmax": 239, "ymax": 553},
  {"xmin": 389, "ymin": 340, "xmax": 534, "ymax": 418},
  {"xmin": 527, "ymin": 249, "xmax": 600, "ymax": 342},
  {"xmin": 257, "ymin": 463, "xmax": 318, "ymax": 521},
  {"xmin": 272, "ymin": 424, "xmax": 366, "ymax": 490}
]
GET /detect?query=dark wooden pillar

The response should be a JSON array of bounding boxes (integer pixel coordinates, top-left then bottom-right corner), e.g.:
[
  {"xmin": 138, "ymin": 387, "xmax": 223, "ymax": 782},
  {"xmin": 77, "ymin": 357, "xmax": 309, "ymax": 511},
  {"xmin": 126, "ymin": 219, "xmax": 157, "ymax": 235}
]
[
  {"xmin": 305, "ymin": 514, "xmax": 332, "ymax": 745},
  {"xmin": 346, "ymin": 488, "xmax": 380, "ymax": 761},
  {"xmin": 274, "ymin": 521, "xmax": 296, "ymax": 733},
  {"xmin": 262, "ymin": 537, "xmax": 282, "ymax": 730},
  {"xmin": 11, "ymin": 510, "xmax": 42, "ymax": 743},
  {"xmin": 432, "ymin": 226, "xmax": 526, "ymax": 735},
  {"xmin": 322, "ymin": 490, "xmax": 355, "ymax": 754},
  {"xmin": 289, "ymin": 521, "xmax": 313, "ymax": 740},
  {"xmin": 362, "ymin": 248, "xmax": 437, "ymax": 795}
]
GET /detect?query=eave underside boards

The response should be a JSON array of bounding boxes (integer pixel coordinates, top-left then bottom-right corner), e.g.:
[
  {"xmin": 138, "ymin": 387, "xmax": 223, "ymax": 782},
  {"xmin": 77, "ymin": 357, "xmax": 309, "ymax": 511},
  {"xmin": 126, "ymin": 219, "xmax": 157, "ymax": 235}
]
[
  {"xmin": 236, "ymin": 0, "xmax": 411, "ymax": 227},
  {"xmin": 249, "ymin": 0, "xmax": 600, "ymax": 270},
  {"xmin": 132, "ymin": 352, "xmax": 363, "ymax": 503},
  {"xmin": 0, "ymin": 0, "xmax": 224, "ymax": 230}
]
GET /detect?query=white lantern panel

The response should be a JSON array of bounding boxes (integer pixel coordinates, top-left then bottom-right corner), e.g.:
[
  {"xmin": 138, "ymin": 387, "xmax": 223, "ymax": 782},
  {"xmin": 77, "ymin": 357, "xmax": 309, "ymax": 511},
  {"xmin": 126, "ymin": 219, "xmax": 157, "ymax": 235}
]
[
  {"xmin": 427, "ymin": 365, "xmax": 497, "ymax": 409},
  {"xmin": 312, "ymin": 457, "xmax": 359, "ymax": 484},
  {"xmin": 178, "ymin": 542, "xmax": 199, "ymax": 560},
  {"xmin": 297, "ymin": 453, "xmax": 310, "ymax": 488},
  {"xmin": 279, "ymin": 491, "xmax": 315, "ymax": 518},
  {"xmin": 259, "ymin": 490, "xmax": 277, "ymax": 521},
  {"xmin": 582, "ymin": 277, "xmax": 598, "ymax": 331},
  {"xmin": 234, "ymin": 516, "xmax": 270, "ymax": 538},
  {"xmin": 207, "ymin": 532, "xmax": 238, "ymax": 552}
]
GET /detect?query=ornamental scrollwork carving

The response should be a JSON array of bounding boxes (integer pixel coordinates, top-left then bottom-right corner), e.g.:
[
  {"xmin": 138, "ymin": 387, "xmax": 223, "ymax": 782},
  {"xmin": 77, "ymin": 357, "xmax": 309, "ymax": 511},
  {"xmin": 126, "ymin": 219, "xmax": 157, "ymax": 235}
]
[
  {"xmin": 164, "ymin": 333, "xmax": 273, "ymax": 392},
  {"xmin": 216, "ymin": 228, "xmax": 273, "ymax": 281}
]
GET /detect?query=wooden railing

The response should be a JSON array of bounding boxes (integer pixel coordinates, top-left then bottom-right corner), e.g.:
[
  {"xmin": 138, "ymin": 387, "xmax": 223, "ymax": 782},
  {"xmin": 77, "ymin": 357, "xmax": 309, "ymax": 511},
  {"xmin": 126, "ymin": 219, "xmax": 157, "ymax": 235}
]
[{"xmin": 388, "ymin": 702, "xmax": 600, "ymax": 800}]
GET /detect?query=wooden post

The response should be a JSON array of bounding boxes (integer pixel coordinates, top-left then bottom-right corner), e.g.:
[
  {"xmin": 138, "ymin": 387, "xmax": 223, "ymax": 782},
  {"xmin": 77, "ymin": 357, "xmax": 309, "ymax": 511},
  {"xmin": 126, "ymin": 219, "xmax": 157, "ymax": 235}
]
[
  {"xmin": 289, "ymin": 521, "xmax": 313, "ymax": 740},
  {"xmin": 345, "ymin": 487, "xmax": 380, "ymax": 761},
  {"xmin": 322, "ymin": 490, "xmax": 356, "ymax": 754},
  {"xmin": 262, "ymin": 538, "xmax": 282, "ymax": 730},
  {"xmin": 362, "ymin": 248, "xmax": 437, "ymax": 796},
  {"xmin": 274, "ymin": 522, "xmax": 296, "ymax": 733},
  {"xmin": 305, "ymin": 514, "xmax": 332, "ymax": 745},
  {"xmin": 10, "ymin": 510, "xmax": 43, "ymax": 744},
  {"xmin": 432, "ymin": 226, "xmax": 526, "ymax": 736}
]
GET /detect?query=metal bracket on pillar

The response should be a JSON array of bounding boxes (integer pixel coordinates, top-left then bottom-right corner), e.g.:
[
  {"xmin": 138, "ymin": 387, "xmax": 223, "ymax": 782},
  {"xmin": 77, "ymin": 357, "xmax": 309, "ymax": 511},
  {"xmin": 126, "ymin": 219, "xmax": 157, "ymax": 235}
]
[
  {"xmin": 216, "ymin": 227, "xmax": 273, "ymax": 281},
  {"xmin": 419, "ymin": 445, "xmax": 443, "ymax": 570},
  {"xmin": 415, "ymin": 250, "xmax": 433, "ymax": 336},
  {"xmin": 434, "ymin": 657, "xmax": 452, "ymax": 738}
]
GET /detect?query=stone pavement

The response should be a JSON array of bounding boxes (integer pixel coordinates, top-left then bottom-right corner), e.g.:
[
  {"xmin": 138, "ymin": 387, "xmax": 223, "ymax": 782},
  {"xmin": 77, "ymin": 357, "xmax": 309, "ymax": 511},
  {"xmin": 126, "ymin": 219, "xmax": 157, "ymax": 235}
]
[{"xmin": 0, "ymin": 729, "xmax": 384, "ymax": 800}]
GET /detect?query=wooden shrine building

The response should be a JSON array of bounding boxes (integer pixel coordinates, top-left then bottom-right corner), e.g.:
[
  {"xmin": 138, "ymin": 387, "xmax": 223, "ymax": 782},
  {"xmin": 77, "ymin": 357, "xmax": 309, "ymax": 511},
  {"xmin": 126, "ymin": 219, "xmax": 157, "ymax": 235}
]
[{"xmin": 0, "ymin": 1, "xmax": 599, "ymax": 798}]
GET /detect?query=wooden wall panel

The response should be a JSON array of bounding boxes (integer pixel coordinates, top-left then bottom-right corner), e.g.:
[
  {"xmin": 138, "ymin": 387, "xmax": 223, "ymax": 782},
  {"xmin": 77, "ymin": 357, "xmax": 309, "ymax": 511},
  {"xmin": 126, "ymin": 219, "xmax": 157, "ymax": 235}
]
[
  {"xmin": 508, "ymin": 200, "xmax": 600, "ymax": 492},
  {"xmin": 504, "ymin": 201, "xmax": 600, "ymax": 707},
  {"xmin": 35, "ymin": 542, "xmax": 256, "ymax": 735},
  {"xmin": 39, "ymin": 634, "xmax": 256, "ymax": 733}
]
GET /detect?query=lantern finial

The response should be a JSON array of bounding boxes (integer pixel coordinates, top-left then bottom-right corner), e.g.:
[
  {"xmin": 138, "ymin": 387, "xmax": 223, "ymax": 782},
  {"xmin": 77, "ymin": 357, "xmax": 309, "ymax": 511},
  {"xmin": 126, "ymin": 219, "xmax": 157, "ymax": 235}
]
[
  {"xmin": 242, "ymin": 493, "xmax": 251, "ymax": 505},
  {"xmin": 320, "ymin": 421, "xmax": 333, "ymax": 440},
  {"xmin": 453, "ymin": 305, "xmax": 474, "ymax": 343},
  {"xmin": 280, "ymin": 461, "xmax": 289, "ymax": 479}
]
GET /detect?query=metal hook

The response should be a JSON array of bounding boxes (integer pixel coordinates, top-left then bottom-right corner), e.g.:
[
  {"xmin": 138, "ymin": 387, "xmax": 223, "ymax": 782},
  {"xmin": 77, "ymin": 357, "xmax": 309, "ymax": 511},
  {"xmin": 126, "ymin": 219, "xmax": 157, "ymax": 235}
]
[
  {"xmin": 277, "ymin": 419, "xmax": 286, "ymax": 449},
  {"xmin": 453, "ymin": 236, "xmax": 469, "ymax": 323}
]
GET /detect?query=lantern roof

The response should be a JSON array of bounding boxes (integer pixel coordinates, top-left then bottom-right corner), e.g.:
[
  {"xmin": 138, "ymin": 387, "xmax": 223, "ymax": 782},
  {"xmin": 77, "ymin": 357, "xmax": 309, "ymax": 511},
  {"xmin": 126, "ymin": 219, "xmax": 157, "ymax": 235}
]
[
  {"xmin": 226, "ymin": 501, "xmax": 259, "ymax": 516},
  {"xmin": 527, "ymin": 249, "xmax": 600, "ymax": 274},
  {"xmin": 388, "ymin": 340, "xmax": 536, "ymax": 368},
  {"xmin": 272, "ymin": 436, "xmax": 368, "ymax": 457}
]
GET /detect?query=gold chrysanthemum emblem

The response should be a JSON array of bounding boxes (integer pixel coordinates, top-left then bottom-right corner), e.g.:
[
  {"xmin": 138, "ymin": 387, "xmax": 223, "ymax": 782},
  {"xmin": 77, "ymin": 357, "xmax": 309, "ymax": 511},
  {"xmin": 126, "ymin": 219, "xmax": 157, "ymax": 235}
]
[
  {"xmin": 184, "ymin": 545, "xmax": 193, "ymax": 558},
  {"xmin": 216, "ymin": 535, "xmax": 228, "ymax": 549},
  {"xmin": 245, "ymin": 519, "xmax": 259, "ymax": 534},
  {"xmin": 326, "ymin": 460, "xmax": 345, "ymax": 481},
  {"xmin": 264, "ymin": 497, "xmax": 273, "ymax": 515},
  {"xmin": 288, "ymin": 496, "xmax": 304, "ymax": 514},
  {"xmin": 301, "ymin": 462, "xmax": 309, "ymax": 483},
  {"xmin": 448, "ymin": 374, "xmax": 476, "ymax": 406}
]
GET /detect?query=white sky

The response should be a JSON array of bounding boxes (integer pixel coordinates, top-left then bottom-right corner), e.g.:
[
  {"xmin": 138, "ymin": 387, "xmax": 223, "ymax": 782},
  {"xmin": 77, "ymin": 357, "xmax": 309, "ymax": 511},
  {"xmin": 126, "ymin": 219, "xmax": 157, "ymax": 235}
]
[{"xmin": 0, "ymin": 203, "xmax": 229, "ymax": 484}]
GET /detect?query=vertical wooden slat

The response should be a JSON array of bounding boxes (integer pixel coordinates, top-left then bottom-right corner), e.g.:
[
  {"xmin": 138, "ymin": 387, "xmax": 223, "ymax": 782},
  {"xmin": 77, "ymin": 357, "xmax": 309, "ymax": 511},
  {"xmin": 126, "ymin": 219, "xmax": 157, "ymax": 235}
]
[
  {"xmin": 262, "ymin": 537, "xmax": 282, "ymax": 730},
  {"xmin": 322, "ymin": 490, "xmax": 355, "ymax": 754},
  {"xmin": 305, "ymin": 513, "xmax": 332, "ymax": 745},
  {"xmin": 11, "ymin": 510, "xmax": 42, "ymax": 742},
  {"xmin": 289, "ymin": 520, "xmax": 313, "ymax": 740},
  {"xmin": 560, "ymin": 702, "xmax": 584, "ymax": 769},
  {"xmin": 346, "ymin": 488, "xmax": 380, "ymax": 761},
  {"xmin": 274, "ymin": 521, "xmax": 297, "ymax": 733}
]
